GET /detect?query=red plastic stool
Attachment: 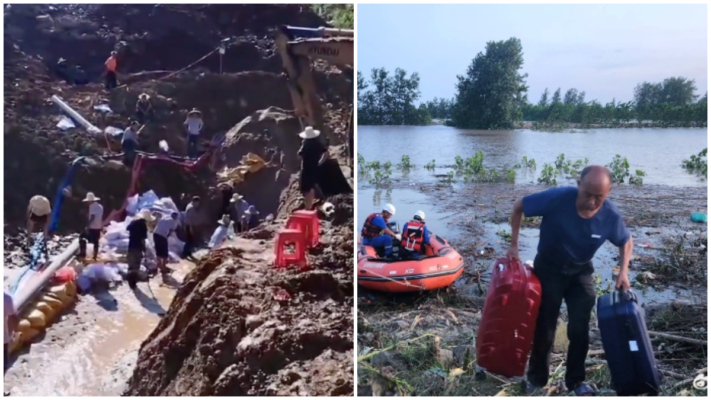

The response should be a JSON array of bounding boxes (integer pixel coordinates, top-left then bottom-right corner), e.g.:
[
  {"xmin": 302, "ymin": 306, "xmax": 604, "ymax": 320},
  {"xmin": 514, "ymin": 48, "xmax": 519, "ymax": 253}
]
[
  {"xmin": 274, "ymin": 229, "xmax": 307, "ymax": 269},
  {"xmin": 287, "ymin": 210, "xmax": 320, "ymax": 248}
]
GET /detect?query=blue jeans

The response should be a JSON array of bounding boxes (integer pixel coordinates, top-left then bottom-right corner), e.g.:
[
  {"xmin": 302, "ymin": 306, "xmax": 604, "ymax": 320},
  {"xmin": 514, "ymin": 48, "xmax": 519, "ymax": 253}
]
[
  {"xmin": 187, "ymin": 135, "xmax": 199, "ymax": 159},
  {"xmin": 122, "ymin": 139, "xmax": 137, "ymax": 166},
  {"xmin": 363, "ymin": 235, "xmax": 393, "ymax": 256}
]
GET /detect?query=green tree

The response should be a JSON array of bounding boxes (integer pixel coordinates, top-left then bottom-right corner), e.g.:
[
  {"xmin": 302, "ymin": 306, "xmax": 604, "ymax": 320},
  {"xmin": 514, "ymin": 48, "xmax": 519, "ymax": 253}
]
[{"xmin": 451, "ymin": 37, "xmax": 528, "ymax": 129}]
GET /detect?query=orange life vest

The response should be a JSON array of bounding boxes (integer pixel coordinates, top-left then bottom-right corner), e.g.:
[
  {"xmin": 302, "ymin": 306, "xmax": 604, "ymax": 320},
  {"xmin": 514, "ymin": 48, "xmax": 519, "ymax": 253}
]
[
  {"xmin": 361, "ymin": 213, "xmax": 384, "ymax": 239},
  {"xmin": 401, "ymin": 220, "xmax": 424, "ymax": 252}
]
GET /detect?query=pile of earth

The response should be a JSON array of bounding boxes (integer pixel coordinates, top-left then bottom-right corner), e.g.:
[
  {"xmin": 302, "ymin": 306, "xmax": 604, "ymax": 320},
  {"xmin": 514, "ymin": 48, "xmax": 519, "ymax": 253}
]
[
  {"xmin": 124, "ymin": 192, "xmax": 354, "ymax": 396},
  {"xmin": 4, "ymin": 3, "xmax": 353, "ymax": 234}
]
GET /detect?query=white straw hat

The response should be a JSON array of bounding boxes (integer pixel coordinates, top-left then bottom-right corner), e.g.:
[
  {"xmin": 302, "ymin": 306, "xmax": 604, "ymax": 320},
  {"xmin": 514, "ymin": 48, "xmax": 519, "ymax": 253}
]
[
  {"xmin": 298, "ymin": 126, "xmax": 320, "ymax": 139},
  {"xmin": 82, "ymin": 192, "xmax": 100, "ymax": 202}
]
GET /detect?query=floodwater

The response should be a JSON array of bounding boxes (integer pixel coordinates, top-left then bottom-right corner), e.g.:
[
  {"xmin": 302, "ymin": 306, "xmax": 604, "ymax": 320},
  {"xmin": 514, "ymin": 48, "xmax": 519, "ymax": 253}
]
[
  {"xmin": 4, "ymin": 261, "xmax": 194, "ymax": 396},
  {"xmin": 357, "ymin": 125, "xmax": 707, "ymax": 304},
  {"xmin": 357, "ymin": 125, "xmax": 707, "ymax": 187}
]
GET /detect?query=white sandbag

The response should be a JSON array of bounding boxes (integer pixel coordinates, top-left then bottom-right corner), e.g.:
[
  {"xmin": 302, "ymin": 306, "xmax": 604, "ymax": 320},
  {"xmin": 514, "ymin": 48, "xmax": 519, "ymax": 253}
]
[
  {"xmin": 125, "ymin": 194, "xmax": 140, "ymax": 216},
  {"xmin": 135, "ymin": 191, "xmax": 160, "ymax": 214},
  {"xmin": 208, "ymin": 224, "xmax": 232, "ymax": 249},
  {"xmin": 57, "ymin": 116, "xmax": 76, "ymax": 131},
  {"xmin": 82, "ymin": 263, "xmax": 122, "ymax": 283}
]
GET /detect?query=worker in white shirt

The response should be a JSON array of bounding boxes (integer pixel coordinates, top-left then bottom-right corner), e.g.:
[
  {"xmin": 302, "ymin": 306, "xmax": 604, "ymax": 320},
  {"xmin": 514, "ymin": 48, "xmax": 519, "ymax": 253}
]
[
  {"xmin": 78, "ymin": 192, "xmax": 104, "ymax": 261},
  {"xmin": 184, "ymin": 108, "xmax": 203, "ymax": 159}
]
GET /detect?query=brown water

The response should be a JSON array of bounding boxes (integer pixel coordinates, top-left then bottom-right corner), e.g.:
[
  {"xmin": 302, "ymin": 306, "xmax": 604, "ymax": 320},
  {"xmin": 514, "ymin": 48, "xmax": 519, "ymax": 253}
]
[
  {"xmin": 4, "ymin": 261, "xmax": 194, "ymax": 396},
  {"xmin": 357, "ymin": 125, "xmax": 707, "ymax": 187}
]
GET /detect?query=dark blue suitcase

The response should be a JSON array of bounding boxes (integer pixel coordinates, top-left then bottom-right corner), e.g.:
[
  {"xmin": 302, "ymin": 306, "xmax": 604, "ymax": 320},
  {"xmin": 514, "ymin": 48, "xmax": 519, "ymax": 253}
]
[{"xmin": 597, "ymin": 289, "xmax": 660, "ymax": 396}]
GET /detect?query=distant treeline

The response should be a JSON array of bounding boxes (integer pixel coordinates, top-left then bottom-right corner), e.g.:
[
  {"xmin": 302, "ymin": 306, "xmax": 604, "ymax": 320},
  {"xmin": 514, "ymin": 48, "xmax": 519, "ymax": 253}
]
[{"xmin": 358, "ymin": 38, "xmax": 707, "ymax": 129}]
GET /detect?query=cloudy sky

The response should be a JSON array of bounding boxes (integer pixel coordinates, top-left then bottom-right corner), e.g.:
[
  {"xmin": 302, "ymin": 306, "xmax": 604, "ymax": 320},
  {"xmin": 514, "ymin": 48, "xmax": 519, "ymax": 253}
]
[{"xmin": 357, "ymin": 4, "xmax": 707, "ymax": 104}]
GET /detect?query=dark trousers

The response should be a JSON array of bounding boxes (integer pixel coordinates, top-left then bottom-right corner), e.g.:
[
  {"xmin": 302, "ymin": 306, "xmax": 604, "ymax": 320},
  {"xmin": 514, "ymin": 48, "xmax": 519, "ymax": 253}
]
[
  {"xmin": 105, "ymin": 71, "xmax": 117, "ymax": 90},
  {"xmin": 527, "ymin": 254, "xmax": 596, "ymax": 391},
  {"xmin": 182, "ymin": 228, "xmax": 195, "ymax": 258},
  {"xmin": 122, "ymin": 139, "xmax": 137, "ymax": 167},
  {"xmin": 78, "ymin": 228, "xmax": 101, "ymax": 259},
  {"xmin": 4, "ymin": 343, "xmax": 9, "ymax": 373},
  {"xmin": 187, "ymin": 135, "xmax": 199, "ymax": 159}
]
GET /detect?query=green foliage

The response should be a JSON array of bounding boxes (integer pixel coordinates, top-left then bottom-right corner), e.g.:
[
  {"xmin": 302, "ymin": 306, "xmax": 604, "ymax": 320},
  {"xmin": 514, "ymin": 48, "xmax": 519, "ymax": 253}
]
[
  {"xmin": 682, "ymin": 148, "xmax": 708, "ymax": 178},
  {"xmin": 398, "ymin": 155, "xmax": 414, "ymax": 170},
  {"xmin": 629, "ymin": 169, "xmax": 646, "ymax": 185},
  {"xmin": 607, "ymin": 155, "xmax": 631, "ymax": 184},
  {"xmin": 451, "ymin": 37, "xmax": 528, "ymax": 129},
  {"xmin": 423, "ymin": 97, "xmax": 454, "ymax": 121},
  {"xmin": 522, "ymin": 81, "xmax": 706, "ymax": 128},
  {"xmin": 441, "ymin": 171, "xmax": 455, "ymax": 185},
  {"xmin": 538, "ymin": 163, "xmax": 557, "ymax": 185},
  {"xmin": 424, "ymin": 159, "xmax": 436, "ymax": 170},
  {"xmin": 311, "ymin": 4, "xmax": 353, "ymax": 28},
  {"xmin": 506, "ymin": 168, "xmax": 516, "ymax": 183},
  {"xmin": 358, "ymin": 68, "xmax": 431, "ymax": 125},
  {"xmin": 514, "ymin": 156, "xmax": 536, "ymax": 170}
]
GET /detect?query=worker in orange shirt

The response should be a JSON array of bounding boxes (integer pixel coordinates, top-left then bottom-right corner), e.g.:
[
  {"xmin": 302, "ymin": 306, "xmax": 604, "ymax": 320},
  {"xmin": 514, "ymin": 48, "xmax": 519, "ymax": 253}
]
[{"xmin": 104, "ymin": 51, "xmax": 118, "ymax": 90}]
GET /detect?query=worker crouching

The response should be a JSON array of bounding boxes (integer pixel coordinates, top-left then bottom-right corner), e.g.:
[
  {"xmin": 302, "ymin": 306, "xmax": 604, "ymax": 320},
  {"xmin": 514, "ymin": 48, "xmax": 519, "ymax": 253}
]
[
  {"xmin": 135, "ymin": 93, "xmax": 154, "ymax": 124},
  {"xmin": 361, "ymin": 204, "xmax": 399, "ymax": 258}
]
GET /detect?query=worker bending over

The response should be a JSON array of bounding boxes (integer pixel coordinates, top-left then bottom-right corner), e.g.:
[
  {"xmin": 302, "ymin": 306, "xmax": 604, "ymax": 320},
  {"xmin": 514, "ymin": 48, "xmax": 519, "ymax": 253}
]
[
  {"xmin": 126, "ymin": 209, "xmax": 152, "ymax": 289},
  {"xmin": 26, "ymin": 195, "xmax": 52, "ymax": 249},
  {"xmin": 361, "ymin": 204, "xmax": 398, "ymax": 257}
]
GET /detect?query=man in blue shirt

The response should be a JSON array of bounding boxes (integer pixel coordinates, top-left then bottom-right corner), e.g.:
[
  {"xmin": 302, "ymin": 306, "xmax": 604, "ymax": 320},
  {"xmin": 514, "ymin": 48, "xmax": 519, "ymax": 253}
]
[
  {"xmin": 401, "ymin": 210, "xmax": 431, "ymax": 258},
  {"xmin": 361, "ymin": 203, "xmax": 398, "ymax": 257},
  {"xmin": 506, "ymin": 166, "xmax": 633, "ymax": 396}
]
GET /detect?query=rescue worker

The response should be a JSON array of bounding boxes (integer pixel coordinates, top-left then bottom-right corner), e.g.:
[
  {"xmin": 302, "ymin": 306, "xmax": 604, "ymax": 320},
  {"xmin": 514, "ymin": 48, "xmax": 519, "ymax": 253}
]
[
  {"xmin": 361, "ymin": 204, "xmax": 398, "ymax": 257},
  {"xmin": 297, "ymin": 126, "xmax": 328, "ymax": 210},
  {"xmin": 135, "ymin": 93, "xmax": 154, "ymax": 124},
  {"xmin": 78, "ymin": 192, "xmax": 103, "ymax": 261},
  {"xmin": 4, "ymin": 291, "xmax": 18, "ymax": 377},
  {"xmin": 181, "ymin": 196, "xmax": 201, "ymax": 260},
  {"xmin": 184, "ymin": 109, "xmax": 203, "ymax": 159},
  {"xmin": 26, "ymin": 195, "xmax": 52, "ymax": 245},
  {"xmin": 507, "ymin": 166, "xmax": 632, "ymax": 396},
  {"xmin": 244, "ymin": 205, "xmax": 260, "ymax": 230},
  {"xmin": 153, "ymin": 211, "xmax": 179, "ymax": 279},
  {"xmin": 122, "ymin": 120, "xmax": 142, "ymax": 167},
  {"xmin": 104, "ymin": 50, "xmax": 118, "ymax": 90},
  {"xmin": 401, "ymin": 210, "xmax": 431, "ymax": 259},
  {"xmin": 126, "ymin": 209, "xmax": 152, "ymax": 289}
]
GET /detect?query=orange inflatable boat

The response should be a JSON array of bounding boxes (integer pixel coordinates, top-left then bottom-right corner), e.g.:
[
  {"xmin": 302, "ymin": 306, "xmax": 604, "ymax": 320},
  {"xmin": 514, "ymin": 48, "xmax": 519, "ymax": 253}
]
[{"xmin": 357, "ymin": 234, "xmax": 464, "ymax": 293}]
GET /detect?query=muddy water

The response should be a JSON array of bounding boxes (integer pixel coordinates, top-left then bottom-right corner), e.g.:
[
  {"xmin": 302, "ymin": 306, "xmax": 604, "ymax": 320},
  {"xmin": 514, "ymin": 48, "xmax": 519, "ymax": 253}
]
[
  {"xmin": 357, "ymin": 125, "xmax": 707, "ymax": 305},
  {"xmin": 4, "ymin": 261, "xmax": 194, "ymax": 396},
  {"xmin": 358, "ymin": 125, "xmax": 707, "ymax": 187}
]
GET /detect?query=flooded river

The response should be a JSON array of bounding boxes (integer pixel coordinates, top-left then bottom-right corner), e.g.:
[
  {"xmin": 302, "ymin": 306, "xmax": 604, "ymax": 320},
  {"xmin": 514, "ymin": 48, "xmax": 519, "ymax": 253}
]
[
  {"xmin": 357, "ymin": 125, "xmax": 707, "ymax": 187},
  {"xmin": 357, "ymin": 125, "xmax": 707, "ymax": 305}
]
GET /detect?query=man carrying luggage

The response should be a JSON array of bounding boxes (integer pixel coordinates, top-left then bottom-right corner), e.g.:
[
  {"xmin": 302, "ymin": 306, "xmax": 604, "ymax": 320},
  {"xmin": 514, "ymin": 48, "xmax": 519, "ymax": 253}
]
[
  {"xmin": 506, "ymin": 165, "xmax": 633, "ymax": 396},
  {"xmin": 401, "ymin": 210, "xmax": 431, "ymax": 259},
  {"xmin": 361, "ymin": 204, "xmax": 399, "ymax": 257}
]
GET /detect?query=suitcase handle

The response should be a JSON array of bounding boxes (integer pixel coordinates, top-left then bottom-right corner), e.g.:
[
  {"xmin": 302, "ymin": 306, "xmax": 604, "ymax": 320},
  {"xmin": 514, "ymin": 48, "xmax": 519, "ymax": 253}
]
[{"xmin": 617, "ymin": 288, "xmax": 638, "ymax": 304}]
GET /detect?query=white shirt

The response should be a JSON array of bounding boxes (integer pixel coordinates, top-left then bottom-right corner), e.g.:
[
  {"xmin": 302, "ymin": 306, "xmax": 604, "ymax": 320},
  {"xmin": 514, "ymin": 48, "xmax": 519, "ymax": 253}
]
[
  {"xmin": 184, "ymin": 117, "xmax": 203, "ymax": 136},
  {"xmin": 153, "ymin": 217, "xmax": 178, "ymax": 238},
  {"xmin": 5, "ymin": 292, "xmax": 15, "ymax": 344},
  {"xmin": 122, "ymin": 127, "xmax": 138, "ymax": 143},
  {"xmin": 88, "ymin": 202, "xmax": 104, "ymax": 230}
]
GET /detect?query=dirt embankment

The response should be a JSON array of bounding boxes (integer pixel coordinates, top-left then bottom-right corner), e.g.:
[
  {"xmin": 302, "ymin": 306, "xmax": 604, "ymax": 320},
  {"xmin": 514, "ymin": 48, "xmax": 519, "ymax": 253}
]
[
  {"xmin": 4, "ymin": 4, "xmax": 353, "ymax": 234},
  {"xmin": 125, "ymin": 193, "xmax": 354, "ymax": 396}
]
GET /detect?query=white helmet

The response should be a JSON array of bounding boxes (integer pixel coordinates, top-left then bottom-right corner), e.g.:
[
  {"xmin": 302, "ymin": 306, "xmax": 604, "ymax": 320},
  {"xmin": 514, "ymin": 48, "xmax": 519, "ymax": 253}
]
[
  {"xmin": 414, "ymin": 210, "xmax": 426, "ymax": 221},
  {"xmin": 382, "ymin": 203, "xmax": 396, "ymax": 216}
]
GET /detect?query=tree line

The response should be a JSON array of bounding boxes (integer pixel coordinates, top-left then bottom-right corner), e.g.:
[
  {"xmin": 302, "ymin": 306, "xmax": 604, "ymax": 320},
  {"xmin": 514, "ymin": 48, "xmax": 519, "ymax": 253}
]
[
  {"xmin": 358, "ymin": 38, "xmax": 707, "ymax": 129},
  {"xmin": 357, "ymin": 68, "xmax": 431, "ymax": 125}
]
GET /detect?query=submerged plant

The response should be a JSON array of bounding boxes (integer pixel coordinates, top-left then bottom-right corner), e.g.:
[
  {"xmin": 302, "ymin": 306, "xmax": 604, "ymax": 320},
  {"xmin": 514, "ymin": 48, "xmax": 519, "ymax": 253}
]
[
  {"xmin": 538, "ymin": 163, "xmax": 557, "ymax": 185},
  {"xmin": 424, "ymin": 159, "xmax": 436, "ymax": 170},
  {"xmin": 682, "ymin": 148, "xmax": 707, "ymax": 178}
]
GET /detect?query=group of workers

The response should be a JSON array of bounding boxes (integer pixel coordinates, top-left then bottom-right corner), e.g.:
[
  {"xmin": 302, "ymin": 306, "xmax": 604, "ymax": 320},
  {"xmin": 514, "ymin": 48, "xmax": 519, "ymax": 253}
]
[
  {"xmin": 358, "ymin": 165, "xmax": 632, "ymax": 396},
  {"xmin": 105, "ymin": 51, "xmax": 206, "ymax": 165},
  {"xmin": 22, "ymin": 185, "xmax": 261, "ymax": 289}
]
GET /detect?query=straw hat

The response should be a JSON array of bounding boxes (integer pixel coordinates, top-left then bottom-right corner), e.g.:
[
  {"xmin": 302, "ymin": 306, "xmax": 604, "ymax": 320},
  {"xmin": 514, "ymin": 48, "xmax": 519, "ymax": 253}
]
[
  {"xmin": 188, "ymin": 108, "xmax": 202, "ymax": 116},
  {"xmin": 130, "ymin": 120, "xmax": 140, "ymax": 128},
  {"xmin": 229, "ymin": 193, "xmax": 244, "ymax": 203},
  {"xmin": 139, "ymin": 93, "xmax": 150, "ymax": 101},
  {"xmin": 82, "ymin": 192, "xmax": 100, "ymax": 202},
  {"xmin": 110, "ymin": 51, "xmax": 117, "ymax": 56},
  {"xmin": 135, "ymin": 209, "xmax": 154, "ymax": 221},
  {"xmin": 298, "ymin": 126, "xmax": 320, "ymax": 139},
  {"xmin": 28, "ymin": 195, "xmax": 51, "ymax": 216}
]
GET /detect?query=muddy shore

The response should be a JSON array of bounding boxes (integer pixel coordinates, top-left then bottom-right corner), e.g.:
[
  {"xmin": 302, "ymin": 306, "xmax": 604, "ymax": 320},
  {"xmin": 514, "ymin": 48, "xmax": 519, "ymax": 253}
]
[{"xmin": 357, "ymin": 181, "xmax": 707, "ymax": 396}]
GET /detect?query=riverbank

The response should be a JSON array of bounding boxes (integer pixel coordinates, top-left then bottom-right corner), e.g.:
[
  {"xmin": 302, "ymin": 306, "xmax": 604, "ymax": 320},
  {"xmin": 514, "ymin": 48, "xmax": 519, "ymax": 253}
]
[{"xmin": 357, "ymin": 181, "xmax": 707, "ymax": 396}]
